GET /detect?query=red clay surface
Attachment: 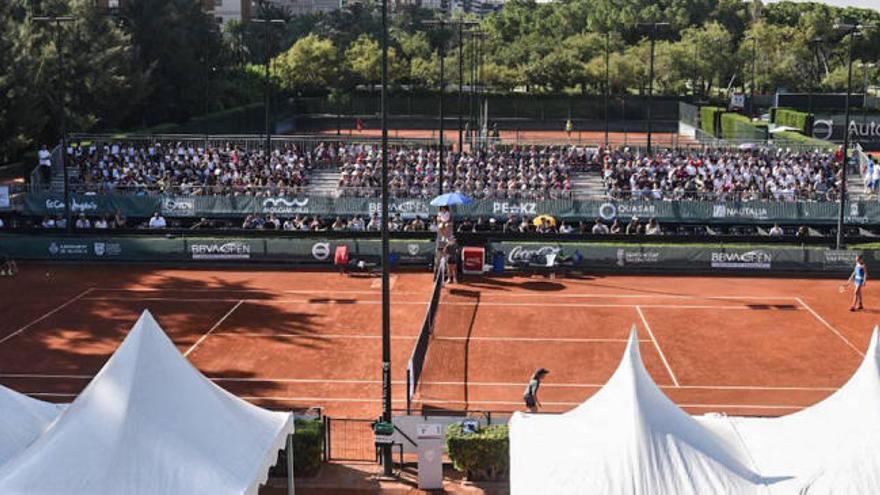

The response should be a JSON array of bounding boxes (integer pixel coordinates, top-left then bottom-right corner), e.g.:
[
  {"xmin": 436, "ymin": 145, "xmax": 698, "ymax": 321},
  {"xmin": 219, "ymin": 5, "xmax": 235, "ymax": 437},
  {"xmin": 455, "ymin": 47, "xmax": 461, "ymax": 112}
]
[{"xmin": 0, "ymin": 265, "xmax": 874, "ymax": 420}]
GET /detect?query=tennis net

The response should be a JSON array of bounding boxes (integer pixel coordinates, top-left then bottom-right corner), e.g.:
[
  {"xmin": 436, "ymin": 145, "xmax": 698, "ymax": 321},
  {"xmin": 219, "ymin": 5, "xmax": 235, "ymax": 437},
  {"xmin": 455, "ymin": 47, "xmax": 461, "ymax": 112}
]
[{"xmin": 406, "ymin": 274, "xmax": 443, "ymax": 414}]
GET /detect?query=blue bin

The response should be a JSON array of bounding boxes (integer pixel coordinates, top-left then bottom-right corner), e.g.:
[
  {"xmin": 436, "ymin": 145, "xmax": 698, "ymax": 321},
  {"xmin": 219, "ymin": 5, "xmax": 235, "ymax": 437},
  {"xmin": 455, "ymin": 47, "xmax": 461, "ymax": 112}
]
[{"xmin": 493, "ymin": 252, "xmax": 505, "ymax": 274}]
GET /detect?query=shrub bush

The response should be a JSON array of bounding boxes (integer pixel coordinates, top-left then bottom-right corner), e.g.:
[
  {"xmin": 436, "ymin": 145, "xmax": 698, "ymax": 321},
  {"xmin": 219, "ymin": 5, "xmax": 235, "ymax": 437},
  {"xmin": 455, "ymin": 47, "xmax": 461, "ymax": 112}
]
[
  {"xmin": 446, "ymin": 423, "xmax": 509, "ymax": 481},
  {"xmin": 774, "ymin": 108, "xmax": 812, "ymax": 134},
  {"xmin": 700, "ymin": 106, "xmax": 724, "ymax": 137},
  {"xmin": 292, "ymin": 419, "xmax": 324, "ymax": 478},
  {"xmin": 720, "ymin": 112, "xmax": 768, "ymax": 140},
  {"xmin": 773, "ymin": 130, "xmax": 835, "ymax": 149}
]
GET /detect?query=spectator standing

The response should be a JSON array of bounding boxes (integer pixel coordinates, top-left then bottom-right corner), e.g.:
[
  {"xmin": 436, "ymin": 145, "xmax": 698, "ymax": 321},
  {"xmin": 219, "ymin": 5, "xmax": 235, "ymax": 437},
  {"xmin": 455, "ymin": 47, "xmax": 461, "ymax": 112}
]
[{"xmin": 38, "ymin": 145, "xmax": 52, "ymax": 182}]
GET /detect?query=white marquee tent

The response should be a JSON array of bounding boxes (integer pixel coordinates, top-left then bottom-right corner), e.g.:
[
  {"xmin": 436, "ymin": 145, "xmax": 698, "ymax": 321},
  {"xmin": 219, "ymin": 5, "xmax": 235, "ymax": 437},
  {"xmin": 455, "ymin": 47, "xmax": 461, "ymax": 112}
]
[
  {"xmin": 0, "ymin": 385, "xmax": 62, "ymax": 467},
  {"xmin": 511, "ymin": 326, "xmax": 880, "ymax": 495},
  {"xmin": 0, "ymin": 310, "xmax": 294, "ymax": 495}
]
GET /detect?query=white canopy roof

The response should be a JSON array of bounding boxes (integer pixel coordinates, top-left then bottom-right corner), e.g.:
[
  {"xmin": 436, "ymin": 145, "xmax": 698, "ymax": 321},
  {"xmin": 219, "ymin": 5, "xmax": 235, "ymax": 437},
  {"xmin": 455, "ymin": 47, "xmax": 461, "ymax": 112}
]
[
  {"xmin": 511, "ymin": 326, "xmax": 880, "ymax": 495},
  {"xmin": 0, "ymin": 385, "xmax": 62, "ymax": 467},
  {"xmin": 0, "ymin": 310, "xmax": 293, "ymax": 495},
  {"xmin": 510, "ymin": 328, "xmax": 766, "ymax": 495}
]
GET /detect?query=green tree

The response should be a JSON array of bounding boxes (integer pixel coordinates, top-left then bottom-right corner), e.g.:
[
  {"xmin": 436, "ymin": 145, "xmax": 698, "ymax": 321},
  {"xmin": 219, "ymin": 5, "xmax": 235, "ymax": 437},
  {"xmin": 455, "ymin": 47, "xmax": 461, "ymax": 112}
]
[
  {"xmin": 274, "ymin": 34, "xmax": 339, "ymax": 91},
  {"xmin": 344, "ymin": 33, "xmax": 405, "ymax": 88}
]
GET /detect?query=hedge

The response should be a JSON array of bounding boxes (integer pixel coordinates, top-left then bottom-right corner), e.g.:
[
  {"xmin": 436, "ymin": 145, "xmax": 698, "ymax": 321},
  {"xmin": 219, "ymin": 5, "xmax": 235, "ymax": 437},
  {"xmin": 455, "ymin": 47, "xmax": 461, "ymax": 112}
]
[
  {"xmin": 774, "ymin": 108, "xmax": 812, "ymax": 134},
  {"xmin": 720, "ymin": 113, "xmax": 768, "ymax": 140},
  {"xmin": 446, "ymin": 423, "xmax": 509, "ymax": 481},
  {"xmin": 700, "ymin": 106, "xmax": 724, "ymax": 137},
  {"xmin": 291, "ymin": 419, "xmax": 325, "ymax": 477},
  {"xmin": 773, "ymin": 131, "xmax": 835, "ymax": 149}
]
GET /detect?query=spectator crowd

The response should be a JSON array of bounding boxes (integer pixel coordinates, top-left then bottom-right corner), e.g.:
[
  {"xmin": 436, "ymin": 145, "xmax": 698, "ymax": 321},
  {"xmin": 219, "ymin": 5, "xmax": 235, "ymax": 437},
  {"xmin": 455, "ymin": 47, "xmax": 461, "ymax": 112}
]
[
  {"xmin": 336, "ymin": 145, "xmax": 585, "ymax": 200},
  {"xmin": 67, "ymin": 142, "xmax": 311, "ymax": 196},
  {"xmin": 600, "ymin": 147, "xmax": 842, "ymax": 201}
]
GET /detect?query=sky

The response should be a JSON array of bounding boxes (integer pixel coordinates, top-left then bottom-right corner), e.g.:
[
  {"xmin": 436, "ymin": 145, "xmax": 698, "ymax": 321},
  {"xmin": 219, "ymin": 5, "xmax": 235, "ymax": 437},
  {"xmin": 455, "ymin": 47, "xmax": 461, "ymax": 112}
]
[{"xmin": 760, "ymin": 0, "xmax": 879, "ymax": 10}]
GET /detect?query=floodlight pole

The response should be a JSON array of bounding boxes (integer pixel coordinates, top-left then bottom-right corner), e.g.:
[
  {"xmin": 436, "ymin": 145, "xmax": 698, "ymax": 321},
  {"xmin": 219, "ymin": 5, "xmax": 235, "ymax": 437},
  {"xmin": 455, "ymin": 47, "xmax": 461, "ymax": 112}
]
[
  {"xmin": 424, "ymin": 19, "xmax": 450, "ymax": 195},
  {"xmin": 749, "ymin": 36, "xmax": 756, "ymax": 118},
  {"xmin": 380, "ymin": 0, "xmax": 393, "ymax": 477},
  {"xmin": 836, "ymin": 24, "xmax": 859, "ymax": 250},
  {"xmin": 253, "ymin": 7, "xmax": 285, "ymax": 155},
  {"xmin": 637, "ymin": 22, "xmax": 669, "ymax": 155},
  {"xmin": 34, "ymin": 15, "xmax": 75, "ymax": 233},
  {"xmin": 604, "ymin": 31, "xmax": 610, "ymax": 149}
]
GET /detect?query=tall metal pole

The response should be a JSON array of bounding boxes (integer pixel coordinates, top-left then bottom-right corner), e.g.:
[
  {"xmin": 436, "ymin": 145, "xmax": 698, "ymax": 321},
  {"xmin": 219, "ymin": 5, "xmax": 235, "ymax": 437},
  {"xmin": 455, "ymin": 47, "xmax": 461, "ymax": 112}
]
[
  {"xmin": 636, "ymin": 22, "xmax": 668, "ymax": 154},
  {"xmin": 380, "ymin": 0, "xmax": 393, "ymax": 477},
  {"xmin": 439, "ymin": 38, "xmax": 445, "ymax": 194},
  {"xmin": 750, "ymin": 36, "xmax": 756, "ymax": 118},
  {"xmin": 604, "ymin": 31, "xmax": 610, "ymax": 149},
  {"xmin": 458, "ymin": 21, "xmax": 464, "ymax": 155},
  {"xmin": 58, "ymin": 22, "xmax": 70, "ymax": 232},
  {"xmin": 837, "ymin": 25, "xmax": 857, "ymax": 250},
  {"xmin": 35, "ymin": 16, "xmax": 74, "ymax": 232},
  {"xmin": 264, "ymin": 17, "xmax": 271, "ymax": 153},
  {"xmin": 647, "ymin": 26, "xmax": 656, "ymax": 155}
]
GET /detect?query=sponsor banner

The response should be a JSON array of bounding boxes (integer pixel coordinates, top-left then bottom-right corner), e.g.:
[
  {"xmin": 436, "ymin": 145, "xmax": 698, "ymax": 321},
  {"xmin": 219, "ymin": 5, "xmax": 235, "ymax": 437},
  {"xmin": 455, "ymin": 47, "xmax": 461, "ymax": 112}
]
[
  {"xmin": 18, "ymin": 193, "xmax": 880, "ymax": 225},
  {"xmin": 189, "ymin": 240, "xmax": 257, "ymax": 260},
  {"xmin": 491, "ymin": 242, "xmax": 811, "ymax": 272},
  {"xmin": 709, "ymin": 249, "xmax": 773, "ymax": 270},
  {"xmin": 0, "ymin": 186, "xmax": 9, "ymax": 209}
]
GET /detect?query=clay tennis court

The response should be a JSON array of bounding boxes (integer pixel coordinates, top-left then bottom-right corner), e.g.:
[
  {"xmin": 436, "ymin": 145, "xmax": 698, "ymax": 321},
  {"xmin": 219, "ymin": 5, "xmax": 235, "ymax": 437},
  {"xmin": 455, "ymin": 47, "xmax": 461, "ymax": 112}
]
[{"xmin": 0, "ymin": 265, "xmax": 873, "ymax": 420}]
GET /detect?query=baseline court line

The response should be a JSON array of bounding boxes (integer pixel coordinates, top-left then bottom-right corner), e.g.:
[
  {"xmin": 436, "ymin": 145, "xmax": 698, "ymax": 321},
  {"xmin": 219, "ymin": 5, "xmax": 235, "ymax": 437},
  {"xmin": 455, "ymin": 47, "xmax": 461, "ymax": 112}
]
[
  {"xmin": 209, "ymin": 333, "xmax": 651, "ymax": 344},
  {"xmin": 795, "ymin": 297, "xmax": 864, "ymax": 357},
  {"xmin": 88, "ymin": 287, "xmax": 801, "ymax": 301},
  {"xmin": 183, "ymin": 300, "xmax": 244, "ymax": 357},
  {"xmin": 80, "ymin": 296, "xmax": 793, "ymax": 311},
  {"xmin": 0, "ymin": 288, "xmax": 95, "ymax": 345},
  {"xmin": 636, "ymin": 306, "xmax": 680, "ymax": 387},
  {"xmin": 3, "ymin": 374, "xmax": 836, "ymax": 391}
]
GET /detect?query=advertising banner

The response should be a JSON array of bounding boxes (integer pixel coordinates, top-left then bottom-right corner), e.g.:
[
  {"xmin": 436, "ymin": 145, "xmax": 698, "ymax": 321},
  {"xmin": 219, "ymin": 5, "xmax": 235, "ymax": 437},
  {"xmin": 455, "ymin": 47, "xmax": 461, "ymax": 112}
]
[{"xmin": 18, "ymin": 193, "xmax": 880, "ymax": 225}]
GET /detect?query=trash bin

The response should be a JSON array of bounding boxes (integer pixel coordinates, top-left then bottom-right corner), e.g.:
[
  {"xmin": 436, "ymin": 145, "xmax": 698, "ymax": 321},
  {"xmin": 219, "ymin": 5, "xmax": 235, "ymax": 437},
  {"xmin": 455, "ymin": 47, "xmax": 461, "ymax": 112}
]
[{"xmin": 493, "ymin": 251, "xmax": 505, "ymax": 274}]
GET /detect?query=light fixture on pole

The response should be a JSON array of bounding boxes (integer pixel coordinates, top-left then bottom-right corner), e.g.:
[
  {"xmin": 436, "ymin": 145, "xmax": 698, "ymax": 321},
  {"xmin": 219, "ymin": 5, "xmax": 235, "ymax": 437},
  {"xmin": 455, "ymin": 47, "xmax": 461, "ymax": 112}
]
[{"xmin": 33, "ymin": 14, "xmax": 75, "ymax": 233}]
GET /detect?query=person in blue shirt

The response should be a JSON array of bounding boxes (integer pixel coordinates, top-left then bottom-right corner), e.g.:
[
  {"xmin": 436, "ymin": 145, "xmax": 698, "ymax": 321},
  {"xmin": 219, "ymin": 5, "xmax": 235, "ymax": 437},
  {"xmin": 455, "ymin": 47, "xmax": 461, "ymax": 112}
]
[{"xmin": 849, "ymin": 255, "xmax": 867, "ymax": 312}]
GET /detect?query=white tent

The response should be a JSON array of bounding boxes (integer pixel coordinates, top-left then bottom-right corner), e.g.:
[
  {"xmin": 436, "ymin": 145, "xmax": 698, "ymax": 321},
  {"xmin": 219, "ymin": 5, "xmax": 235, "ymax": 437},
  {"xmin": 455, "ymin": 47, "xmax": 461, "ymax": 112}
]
[
  {"xmin": 704, "ymin": 327, "xmax": 880, "ymax": 494},
  {"xmin": 511, "ymin": 326, "xmax": 880, "ymax": 495},
  {"xmin": 0, "ymin": 385, "xmax": 62, "ymax": 467},
  {"xmin": 510, "ymin": 328, "xmax": 767, "ymax": 495},
  {"xmin": 0, "ymin": 310, "xmax": 294, "ymax": 495}
]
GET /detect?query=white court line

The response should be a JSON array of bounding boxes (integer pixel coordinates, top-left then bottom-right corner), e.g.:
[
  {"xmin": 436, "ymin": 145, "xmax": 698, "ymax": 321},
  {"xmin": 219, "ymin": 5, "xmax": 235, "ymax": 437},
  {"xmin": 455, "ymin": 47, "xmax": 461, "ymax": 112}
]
[
  {"xmin": 183, "ymin": 300, "xmax": 244, "ymax": 357},
  {"xmin": 1, "ymin": 373, "xmax": 838, "ymax": 392},
  {"xmin": 636, "ymin": 306, "xmax": 680, "ymax": 387},
  {"xmin": 795, "ymin": 297, "xmax": 864, "ymax": 357},
  {"xmin": 88, "ymin": 287, "xmax": 801, "ymax": 301},
  {"xmin": 212, "ymin": 333, "xmax": 419, "ymax": 340},
  {"xmin": 80, "ymin": 296, "xmax": 791, "ymax": 311},
  {"xmin": 18, "ymin": 392, "xmax": 804, "ymax": 409},
  {"xmin": 0, "ymin": 288, "xmax": 95, "ymax": 345}
]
